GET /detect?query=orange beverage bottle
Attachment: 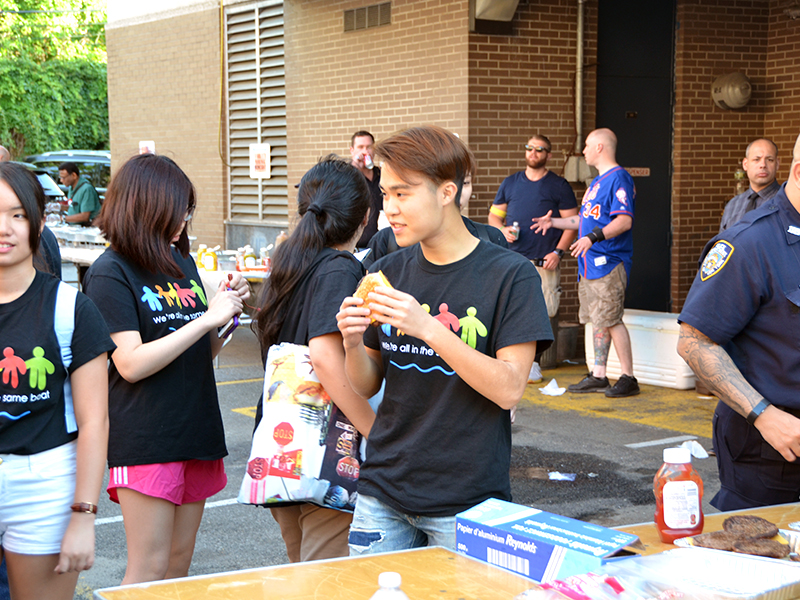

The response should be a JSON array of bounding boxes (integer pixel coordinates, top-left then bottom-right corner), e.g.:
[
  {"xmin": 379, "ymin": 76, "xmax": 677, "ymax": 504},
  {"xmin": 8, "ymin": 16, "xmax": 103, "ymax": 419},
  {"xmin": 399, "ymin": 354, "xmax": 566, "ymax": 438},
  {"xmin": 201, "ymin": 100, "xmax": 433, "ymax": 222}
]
[{"xmin": 654, "ymin": 447, "xmax": 704, "ymax": 543}]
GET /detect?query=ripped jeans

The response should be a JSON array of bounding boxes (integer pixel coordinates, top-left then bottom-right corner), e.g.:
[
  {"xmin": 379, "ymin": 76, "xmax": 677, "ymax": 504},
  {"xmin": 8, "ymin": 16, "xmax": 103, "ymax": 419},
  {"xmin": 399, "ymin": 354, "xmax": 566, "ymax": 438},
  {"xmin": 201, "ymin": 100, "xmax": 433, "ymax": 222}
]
[{"xmin": 348, "ymin": 493, "xmax": 456, "ymax": 555}]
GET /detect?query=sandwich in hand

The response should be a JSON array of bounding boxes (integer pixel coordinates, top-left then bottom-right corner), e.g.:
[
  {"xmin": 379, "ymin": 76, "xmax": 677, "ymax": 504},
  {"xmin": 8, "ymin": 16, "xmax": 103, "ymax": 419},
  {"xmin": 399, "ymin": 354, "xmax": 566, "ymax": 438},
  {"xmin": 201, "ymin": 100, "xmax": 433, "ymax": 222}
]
[{"xmin": 354, "ymin": 270, "xmax": 394, "ymax": 324}]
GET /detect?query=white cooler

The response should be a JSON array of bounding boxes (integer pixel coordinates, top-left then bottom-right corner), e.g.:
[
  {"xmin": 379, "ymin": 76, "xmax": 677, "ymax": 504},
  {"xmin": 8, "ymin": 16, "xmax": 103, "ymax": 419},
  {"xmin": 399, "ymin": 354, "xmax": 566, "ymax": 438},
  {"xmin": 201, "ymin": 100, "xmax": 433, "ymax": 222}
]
[{"xmin": 584, "ymin": 309, "xmax": 696, "ymax": 390}]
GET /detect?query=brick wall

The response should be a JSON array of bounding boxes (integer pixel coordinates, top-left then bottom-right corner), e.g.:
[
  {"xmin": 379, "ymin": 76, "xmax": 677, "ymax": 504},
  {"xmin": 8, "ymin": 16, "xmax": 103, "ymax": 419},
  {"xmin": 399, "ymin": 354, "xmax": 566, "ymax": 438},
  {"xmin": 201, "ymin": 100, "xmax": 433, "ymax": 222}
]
[
  {"xmin": 106, "ymin": 6, "xmax": 227, "ymax": 249},
  {"xmin": 468, "ymin": 0, "xmax": 598, "ymax": 326},
  {"xmin": 285, "ymin": 0, "xmax": 470, "ymax": 216},
  {"xmin": 672, "ymin": 0, "xmax": 800, "ymax": 311},
  {"xmin": 105, "ymin": 0, "xmax": 800, "ymax": 337},
  {"xmin": 765, "ymin": 3, "xmax": 800, "ymax": 177}
]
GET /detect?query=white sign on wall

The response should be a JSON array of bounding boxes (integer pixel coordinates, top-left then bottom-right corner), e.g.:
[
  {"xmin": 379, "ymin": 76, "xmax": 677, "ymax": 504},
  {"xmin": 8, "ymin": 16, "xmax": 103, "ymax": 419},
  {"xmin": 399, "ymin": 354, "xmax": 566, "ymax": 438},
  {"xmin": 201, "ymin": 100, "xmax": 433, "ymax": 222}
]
[
  {"xmin": 249, "ymin": 144, "xmax": 271, "ymax": 179},
  {"xmin": 139, "ymin": 140, "xmax": 156, "ymax": 155}
]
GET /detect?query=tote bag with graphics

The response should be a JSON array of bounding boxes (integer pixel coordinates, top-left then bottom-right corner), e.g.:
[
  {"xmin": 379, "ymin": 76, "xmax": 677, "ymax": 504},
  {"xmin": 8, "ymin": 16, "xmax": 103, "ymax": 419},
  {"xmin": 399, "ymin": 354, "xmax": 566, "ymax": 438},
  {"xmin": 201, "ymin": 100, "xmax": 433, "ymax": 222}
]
[{"xmin": 237, "ymin": 342, "xmax": 362, "ymax": 511}]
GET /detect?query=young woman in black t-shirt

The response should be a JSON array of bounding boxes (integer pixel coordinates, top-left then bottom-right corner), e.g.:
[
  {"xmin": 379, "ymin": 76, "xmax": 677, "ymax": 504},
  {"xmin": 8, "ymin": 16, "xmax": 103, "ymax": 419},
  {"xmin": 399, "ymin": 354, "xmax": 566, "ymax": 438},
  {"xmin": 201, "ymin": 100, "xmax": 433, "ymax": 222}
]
[
  {"xmin": 253, "ymin": 156, "xmax": 376, "ymax": 562},
  {"xmin": 0, "ymin": 162, "xmax": 114, "ymax": 600},
  {"xmin": 83, "ymin": 154, "xmax": 249, "ymax": 584}
]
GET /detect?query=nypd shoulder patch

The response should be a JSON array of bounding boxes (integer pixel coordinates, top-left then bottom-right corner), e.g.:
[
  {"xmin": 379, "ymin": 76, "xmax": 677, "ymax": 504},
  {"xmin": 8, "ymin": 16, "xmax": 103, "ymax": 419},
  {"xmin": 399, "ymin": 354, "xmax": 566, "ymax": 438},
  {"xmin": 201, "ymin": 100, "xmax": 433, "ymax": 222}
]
[{"xmin": 701, "ymin": 241, "xmax": 734, "ymax": 281}]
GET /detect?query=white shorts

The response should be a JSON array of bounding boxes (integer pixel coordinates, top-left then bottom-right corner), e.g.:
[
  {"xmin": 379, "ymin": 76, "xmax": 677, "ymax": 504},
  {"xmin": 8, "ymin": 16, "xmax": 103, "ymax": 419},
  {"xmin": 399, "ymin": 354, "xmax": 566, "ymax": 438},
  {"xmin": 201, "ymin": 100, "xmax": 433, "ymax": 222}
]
[{"xmin": 0, "ymin": 440, "xmax": 77, "ymax": 555}]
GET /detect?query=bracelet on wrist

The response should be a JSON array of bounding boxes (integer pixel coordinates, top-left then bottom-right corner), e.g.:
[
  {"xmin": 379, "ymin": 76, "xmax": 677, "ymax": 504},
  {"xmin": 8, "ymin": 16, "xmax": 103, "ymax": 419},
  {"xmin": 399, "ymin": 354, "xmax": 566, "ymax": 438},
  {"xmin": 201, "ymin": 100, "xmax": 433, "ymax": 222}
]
[
  {"xmin": 592, "ymin": 226, "xmax": 606, "ymax": 242},
  {"xmin": 746, "ymin": 399, "xmax": 771, "ymax": 426},
  {"xmin": 70, "ymin": 502, "xmax": 98, "ymax": 515},
  {"xmin": 586, "ymin": 231, "xmax": 598, "ymax": 244},
  {"xmin": 553, "ymin": 249, "xmax": 565, "ymax": 259}
]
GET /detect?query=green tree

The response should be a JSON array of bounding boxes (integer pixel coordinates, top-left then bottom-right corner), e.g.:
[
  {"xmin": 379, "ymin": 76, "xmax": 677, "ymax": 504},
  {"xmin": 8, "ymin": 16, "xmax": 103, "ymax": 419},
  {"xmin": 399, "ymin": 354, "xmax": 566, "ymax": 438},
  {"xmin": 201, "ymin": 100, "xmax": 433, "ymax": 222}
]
[
  {"xmin": 0, "ymin": 0, "xmax": 106, "ymax": 62},
  {"xmin": 0, "ymin": 0, "xmax": 107, "ymax": 158}
]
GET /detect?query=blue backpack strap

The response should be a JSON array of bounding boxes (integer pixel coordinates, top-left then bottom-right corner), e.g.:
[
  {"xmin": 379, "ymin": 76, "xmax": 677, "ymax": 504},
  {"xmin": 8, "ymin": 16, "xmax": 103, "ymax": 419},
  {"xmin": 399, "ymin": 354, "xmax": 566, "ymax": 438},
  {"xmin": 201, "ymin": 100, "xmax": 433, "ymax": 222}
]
[{"xmin": 54, "ymin": 281, "xmax": 78, "ymax": 433}]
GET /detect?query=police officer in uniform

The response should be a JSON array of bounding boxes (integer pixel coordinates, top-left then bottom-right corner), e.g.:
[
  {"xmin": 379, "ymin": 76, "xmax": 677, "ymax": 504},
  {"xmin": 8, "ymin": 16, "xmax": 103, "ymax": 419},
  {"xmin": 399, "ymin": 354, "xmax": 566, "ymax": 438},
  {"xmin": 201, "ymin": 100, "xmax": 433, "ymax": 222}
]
[{"xmin": 678, "ymin": 132, "xmax": 800, "ymax": 511}]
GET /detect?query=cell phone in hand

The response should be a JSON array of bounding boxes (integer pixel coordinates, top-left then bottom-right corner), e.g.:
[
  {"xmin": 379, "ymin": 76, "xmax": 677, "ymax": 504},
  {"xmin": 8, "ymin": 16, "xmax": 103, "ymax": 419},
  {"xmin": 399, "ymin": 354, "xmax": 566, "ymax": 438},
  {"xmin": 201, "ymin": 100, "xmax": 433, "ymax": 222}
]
[{"xmin": 218, "ymin": 316, "xmax": 239, "ymax": 339}]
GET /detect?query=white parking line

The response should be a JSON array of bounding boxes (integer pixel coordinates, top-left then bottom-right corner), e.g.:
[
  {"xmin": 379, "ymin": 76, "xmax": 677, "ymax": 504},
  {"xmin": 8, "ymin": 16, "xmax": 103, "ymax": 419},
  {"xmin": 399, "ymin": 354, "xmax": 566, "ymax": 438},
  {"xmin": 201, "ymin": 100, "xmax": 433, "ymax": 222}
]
[
  {"xmin": 96, "ymin": 498, "xmax": 240, "ymax": 526},
  {"xmin": 625, "ymin": 435, "xmax": 697, "ymax": 449}
]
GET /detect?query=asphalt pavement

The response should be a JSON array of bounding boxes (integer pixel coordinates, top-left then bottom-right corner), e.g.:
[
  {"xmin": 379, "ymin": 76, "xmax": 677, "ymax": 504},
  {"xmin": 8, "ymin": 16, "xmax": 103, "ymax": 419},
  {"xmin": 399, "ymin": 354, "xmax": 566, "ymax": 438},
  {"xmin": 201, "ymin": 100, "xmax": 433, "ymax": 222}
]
[{"xmin": 76, "ymin": 326, "xmax": 720, "ymax": 599}]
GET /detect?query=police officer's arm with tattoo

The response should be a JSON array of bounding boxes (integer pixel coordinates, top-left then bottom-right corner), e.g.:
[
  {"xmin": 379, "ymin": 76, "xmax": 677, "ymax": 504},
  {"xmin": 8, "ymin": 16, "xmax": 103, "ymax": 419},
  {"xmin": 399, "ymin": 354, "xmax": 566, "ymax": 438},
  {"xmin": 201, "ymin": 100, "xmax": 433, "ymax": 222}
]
[
  {"xmin": 678, "ymin": 135, "xmax": 800, "ymax": 463},
  {"xmin": 677, "ymin": 324, "xmax": 800, "ymax": 462}
]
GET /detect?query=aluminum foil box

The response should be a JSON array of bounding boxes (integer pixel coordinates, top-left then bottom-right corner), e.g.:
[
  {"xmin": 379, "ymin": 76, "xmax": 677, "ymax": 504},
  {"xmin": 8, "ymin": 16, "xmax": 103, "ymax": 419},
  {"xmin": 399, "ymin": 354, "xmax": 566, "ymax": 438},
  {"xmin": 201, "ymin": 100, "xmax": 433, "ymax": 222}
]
[{"xmin": 456, "ymin": 498, "xmax": 641, "ymax": 583}]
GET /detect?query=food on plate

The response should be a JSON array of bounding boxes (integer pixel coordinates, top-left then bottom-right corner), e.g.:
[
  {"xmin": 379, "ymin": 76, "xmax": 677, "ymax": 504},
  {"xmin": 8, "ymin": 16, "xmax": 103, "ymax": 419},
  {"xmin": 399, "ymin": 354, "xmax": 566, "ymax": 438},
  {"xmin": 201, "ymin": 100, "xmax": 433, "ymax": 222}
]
[
  {"xmin": 723, "ymin": 515, "xmax": 779, "ymax": 539},
  {"xmin": 353, "ymin": 270, "xmax": 394, "ymax": 324},
  {"xmin": 693, "ymin": 531, "xmax": 742, "ymax": 551},
  {"xmin": 684, "ymin": 515, "xmax": 792, "ymax": 560},
  {"xmin": 732, "ymin": 538, "xmax": 790, "ymax": 559}
]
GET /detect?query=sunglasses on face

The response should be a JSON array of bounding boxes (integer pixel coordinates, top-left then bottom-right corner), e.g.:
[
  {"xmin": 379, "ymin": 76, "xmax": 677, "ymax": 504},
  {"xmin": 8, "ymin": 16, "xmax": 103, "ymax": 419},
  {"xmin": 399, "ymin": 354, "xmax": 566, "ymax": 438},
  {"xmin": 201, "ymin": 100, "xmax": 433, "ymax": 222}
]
[{"xmin": 525, "ymin": 144, "xmax": 551, "ymax": 153}]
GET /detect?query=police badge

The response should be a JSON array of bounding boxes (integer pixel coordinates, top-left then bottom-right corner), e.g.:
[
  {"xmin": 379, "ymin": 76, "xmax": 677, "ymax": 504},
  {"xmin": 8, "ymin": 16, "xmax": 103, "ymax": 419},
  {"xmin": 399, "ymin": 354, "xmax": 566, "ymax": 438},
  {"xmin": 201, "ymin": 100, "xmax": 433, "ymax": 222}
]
[{"xmin": 701, "ymin": 241, "xmax": 734, "ymax": 281}]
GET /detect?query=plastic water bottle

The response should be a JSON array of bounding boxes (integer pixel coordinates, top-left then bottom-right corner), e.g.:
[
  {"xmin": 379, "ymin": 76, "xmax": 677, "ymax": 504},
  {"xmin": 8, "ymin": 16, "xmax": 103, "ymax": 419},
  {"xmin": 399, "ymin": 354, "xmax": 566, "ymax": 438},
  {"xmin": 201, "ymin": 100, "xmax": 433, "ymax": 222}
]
[
  {"xmin": 370, "ymin": 572, "xmax": 410, "ymax": 600},
  {"xmin": 510, "ymin": 221, "xmax": 520, "ymax": 241},
  {"xmin": 364, "ymin": 153, "xmax": 374, "ymax": 170}
]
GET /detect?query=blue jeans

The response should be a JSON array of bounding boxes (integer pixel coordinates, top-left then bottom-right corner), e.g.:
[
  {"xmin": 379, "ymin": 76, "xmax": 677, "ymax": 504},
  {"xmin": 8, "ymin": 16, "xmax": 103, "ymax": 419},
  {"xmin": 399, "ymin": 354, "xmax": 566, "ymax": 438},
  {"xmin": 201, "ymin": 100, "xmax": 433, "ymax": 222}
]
[
  {"xmin": 0, "ymin": 558, "xmax": 9, "ymax": 600},
  {"xmin": 348, "ymin": 493, "xmax": 456, "ymax": 555}
]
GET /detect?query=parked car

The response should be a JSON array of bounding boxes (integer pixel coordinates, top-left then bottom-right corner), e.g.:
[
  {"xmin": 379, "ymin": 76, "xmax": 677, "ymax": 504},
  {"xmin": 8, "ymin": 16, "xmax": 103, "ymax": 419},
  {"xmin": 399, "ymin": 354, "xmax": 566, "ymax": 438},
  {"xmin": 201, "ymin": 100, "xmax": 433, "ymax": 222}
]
[
  {"xmin": 13, "ymin": 161, "xmax": 68, "ymax": 222},
  {"xmin": 25, "ymin": 149, "xmax": 111, "ymax": 201}
]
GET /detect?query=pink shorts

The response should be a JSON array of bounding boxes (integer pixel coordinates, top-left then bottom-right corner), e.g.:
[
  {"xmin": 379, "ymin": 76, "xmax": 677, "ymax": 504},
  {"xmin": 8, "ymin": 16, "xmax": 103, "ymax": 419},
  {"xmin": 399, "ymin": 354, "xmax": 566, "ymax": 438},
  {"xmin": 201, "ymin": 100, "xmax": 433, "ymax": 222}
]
[{"xmin": 107, "ymin": 459, "xmax": 227, "ymax": 506}]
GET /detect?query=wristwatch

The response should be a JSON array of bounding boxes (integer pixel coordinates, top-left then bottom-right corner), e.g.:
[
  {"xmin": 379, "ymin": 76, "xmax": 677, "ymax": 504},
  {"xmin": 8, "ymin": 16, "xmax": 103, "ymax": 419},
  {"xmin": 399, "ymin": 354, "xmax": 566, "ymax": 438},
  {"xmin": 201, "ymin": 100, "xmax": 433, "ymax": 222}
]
[
  {"xmin": 553, "ymin": 249, "xmax": 565, "ymax": 259},
  {"xmin": 746, "ymin": 399, "xmax": 771, "ymax": 426}
]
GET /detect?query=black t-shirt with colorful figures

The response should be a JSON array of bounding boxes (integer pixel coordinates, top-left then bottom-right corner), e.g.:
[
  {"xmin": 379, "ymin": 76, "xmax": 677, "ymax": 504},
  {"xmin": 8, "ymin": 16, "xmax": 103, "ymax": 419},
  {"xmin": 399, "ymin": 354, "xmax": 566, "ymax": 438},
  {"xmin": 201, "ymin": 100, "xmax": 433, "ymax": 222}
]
[
  {"xmin": 83, "ymin": 248, "xmax": 228, "ymax": 468},
  {"xmin": 0, "ymin": 271, "xmax": 114, "ymax": 455},
  {"xmin": 361, "ymin": 241, "xmax": 553, "ymax": 517}
]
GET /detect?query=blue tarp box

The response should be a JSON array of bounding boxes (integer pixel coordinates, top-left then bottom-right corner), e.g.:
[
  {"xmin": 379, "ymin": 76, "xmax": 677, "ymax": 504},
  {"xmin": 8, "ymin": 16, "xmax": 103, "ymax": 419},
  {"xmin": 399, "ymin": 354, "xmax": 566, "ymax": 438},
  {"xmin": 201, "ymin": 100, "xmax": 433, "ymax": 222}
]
[{"xmin": 456, "ymin": 498, "xmax": 642, "ymax": 583}]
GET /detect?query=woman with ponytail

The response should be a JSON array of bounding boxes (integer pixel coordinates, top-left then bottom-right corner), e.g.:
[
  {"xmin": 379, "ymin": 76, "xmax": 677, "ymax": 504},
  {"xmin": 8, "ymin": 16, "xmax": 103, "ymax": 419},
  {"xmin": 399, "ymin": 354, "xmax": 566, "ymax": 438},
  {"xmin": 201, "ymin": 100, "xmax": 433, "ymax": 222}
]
[{"xmin": 254, "ymin": 155, "xmax": 375, "ymax": 562}]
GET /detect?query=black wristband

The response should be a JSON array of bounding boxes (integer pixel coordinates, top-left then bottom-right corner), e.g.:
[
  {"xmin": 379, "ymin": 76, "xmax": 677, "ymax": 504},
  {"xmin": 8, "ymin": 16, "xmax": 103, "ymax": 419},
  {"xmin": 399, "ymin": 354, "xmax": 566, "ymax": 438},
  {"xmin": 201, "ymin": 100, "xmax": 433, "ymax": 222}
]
[
  {"xmin": 592, "ymin": 226, "xmax": 606, "ymax": 242},
  {"xmin": 746, "ymin": 399, "xmax": 771, "ymax": 425},
  {"xmin": 586, "ymin": 232, "xmax": 598, "ymax": 243}
]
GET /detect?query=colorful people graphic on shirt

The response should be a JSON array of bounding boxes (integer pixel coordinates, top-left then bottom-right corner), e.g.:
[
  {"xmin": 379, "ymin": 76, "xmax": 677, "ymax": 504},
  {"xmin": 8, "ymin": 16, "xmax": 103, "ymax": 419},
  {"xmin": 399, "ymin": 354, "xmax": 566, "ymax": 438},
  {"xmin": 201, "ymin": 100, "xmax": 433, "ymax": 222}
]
[
  {"xmin": 25, "ymin": 346, "xmax": 55, "ymax": 391},
  {"xmin": 174, "ymin": 283, "xmax": 197, "ymax": 308},
  {"xmin": 434, "ymin": 303, "xmax": 460, "ymax": 333},
  {"xmin": 155, "ymin": 285, "xmax": 175, "ymax": 307},
  {"xmin": 165, "ymin": 283, "xmax": 181, "ymax": 307},
  {"xmin": 459, "ymin": 307, "xmax": 487, "ymax": 349},
  {"xmin": 189, "ymin": 280, "xmax": 207, "ymax": 305},
  {"xmin": 146, "ymin": 280, "xmax": 203, "ymax": 314},
  {"xmin": 0, "ymin": 347, "xmax": 27, "ymax": 388},
  {"xmin": 141, "ymin": 286, "xmax": 163, "ymax": 311}
]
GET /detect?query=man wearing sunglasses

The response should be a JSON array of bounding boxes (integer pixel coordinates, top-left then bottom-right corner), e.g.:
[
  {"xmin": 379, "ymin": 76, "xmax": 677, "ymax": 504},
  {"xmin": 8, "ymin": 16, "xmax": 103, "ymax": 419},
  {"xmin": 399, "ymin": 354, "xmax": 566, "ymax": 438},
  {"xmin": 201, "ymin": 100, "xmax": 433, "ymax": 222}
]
[{"xmin": 489, "ymin": 135, "xmax": 578, "ymax": 383}]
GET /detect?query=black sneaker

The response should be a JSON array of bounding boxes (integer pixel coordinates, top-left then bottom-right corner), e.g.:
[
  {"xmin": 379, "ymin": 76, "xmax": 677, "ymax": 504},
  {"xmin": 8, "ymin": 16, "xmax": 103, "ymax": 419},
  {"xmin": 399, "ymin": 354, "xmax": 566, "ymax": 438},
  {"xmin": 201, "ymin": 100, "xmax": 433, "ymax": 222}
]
[
  {"xmin": 605, "ymin": 374, "xmax": 640, "ymax": 397},
  {"xmin": 567, "ymin": 374, "xmax": 610, "ymax": 393}
]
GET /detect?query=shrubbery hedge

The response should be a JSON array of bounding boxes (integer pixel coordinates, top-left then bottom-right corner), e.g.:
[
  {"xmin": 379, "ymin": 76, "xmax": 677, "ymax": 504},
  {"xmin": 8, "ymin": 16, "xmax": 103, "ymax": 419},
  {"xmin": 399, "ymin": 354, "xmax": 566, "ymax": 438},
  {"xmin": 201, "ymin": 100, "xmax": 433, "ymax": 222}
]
[{"xmin": 0, "ymin": 57, "xmax": 108, "ymax": 158}]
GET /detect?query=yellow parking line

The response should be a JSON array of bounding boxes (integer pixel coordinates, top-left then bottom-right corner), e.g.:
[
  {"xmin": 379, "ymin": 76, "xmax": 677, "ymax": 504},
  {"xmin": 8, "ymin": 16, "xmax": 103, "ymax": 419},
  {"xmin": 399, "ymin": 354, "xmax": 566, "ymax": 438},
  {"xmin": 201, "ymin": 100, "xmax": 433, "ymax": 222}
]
[
  {"xmin": 233, "ymin": 406, "xmax": 258, "ymax": 418},
  {"xmin": 526, "ymin": 365, "xmax": 715, "ymax": 439},
  {"xmin": 217, "ymin": 378, "xmax": 263, "ymax": 386}
]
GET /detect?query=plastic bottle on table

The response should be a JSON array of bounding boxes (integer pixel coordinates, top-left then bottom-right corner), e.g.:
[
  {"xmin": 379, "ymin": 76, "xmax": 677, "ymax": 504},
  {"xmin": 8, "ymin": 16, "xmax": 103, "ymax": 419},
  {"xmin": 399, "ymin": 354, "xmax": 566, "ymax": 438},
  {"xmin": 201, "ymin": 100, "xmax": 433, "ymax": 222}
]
[
  {"xmin": 202, "ymin": 245, "xmax": 219, "ymax": 271},
  {"xmin": 275, "ymin": 231, "xmax": 288, "ymax": 247},
  {"xmin": 654, "ymin": 447, "xmax": 704, "ymax": 543},
  {"xmin": 196, "ymin": 244, "xmax": 208, "ymax": 269},
  {"xmin": 243, "ymin": 245, "xmax": 257, "ymax": 269},
  {"xmin": 510, "ymin": 221, "xmax": 520, "ymax": 241},
  {"xmin": 369, "ymin": 572, "xmax": 410, "ymax": 600}
]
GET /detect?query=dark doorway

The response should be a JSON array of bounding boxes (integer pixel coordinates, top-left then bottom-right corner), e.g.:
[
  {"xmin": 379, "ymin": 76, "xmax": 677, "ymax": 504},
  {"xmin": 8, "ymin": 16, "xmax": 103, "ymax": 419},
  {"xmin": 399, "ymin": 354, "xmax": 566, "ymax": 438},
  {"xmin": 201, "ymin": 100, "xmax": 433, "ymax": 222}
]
[{"xmin": 596, "ymin": 0, "xmax": 675, "ymax": 312}]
